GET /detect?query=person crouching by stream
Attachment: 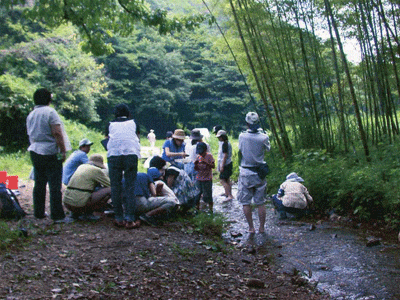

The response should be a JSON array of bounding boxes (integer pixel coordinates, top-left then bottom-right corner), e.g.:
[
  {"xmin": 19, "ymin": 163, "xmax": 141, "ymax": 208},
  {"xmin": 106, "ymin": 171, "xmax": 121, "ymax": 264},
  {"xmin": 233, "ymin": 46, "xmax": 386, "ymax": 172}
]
[
  {"xmin": 123, "ymin": 168, "xmax": 177, "ymax": 228},
  {"xmin": 272, "ymin": 172, "xmax": 313, "ymax": 220},
  {"xmin": 63, "ymin": 154, "xmax": 111, "ymax": 221}
]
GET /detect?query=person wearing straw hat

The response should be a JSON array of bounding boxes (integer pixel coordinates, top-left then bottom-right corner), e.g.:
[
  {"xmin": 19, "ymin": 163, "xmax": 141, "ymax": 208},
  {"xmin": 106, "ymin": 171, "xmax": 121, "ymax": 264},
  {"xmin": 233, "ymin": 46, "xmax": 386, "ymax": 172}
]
[
  {"xmin": 162, "ymin": 129, "xmax": 188, "ymax": 169},
  {"xmin": 62, "ymin": 138, "xmax": 94, "ymax": 185},
  {"xmin": 237, "ymin": 112, "xmax": 270, "ymax": 234},
  {"xmin": 272, "ymin": 172, "xmax": 313, "ymax": 220},
  {"xmin": 63, "ymin": 154, "xmax": 111, "ymax": 221}
]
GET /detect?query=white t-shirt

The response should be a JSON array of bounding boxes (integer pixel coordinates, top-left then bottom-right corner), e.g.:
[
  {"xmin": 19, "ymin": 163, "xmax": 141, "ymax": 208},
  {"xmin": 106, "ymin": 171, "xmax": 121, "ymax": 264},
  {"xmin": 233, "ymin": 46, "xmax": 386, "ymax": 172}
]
[
  {"xmin": 26, "ymin": 105, "xmax": 71, "ymax": 155},
  {"xmin": 107, "ymin": 118, "xmax": 141, "ymax": 157}
]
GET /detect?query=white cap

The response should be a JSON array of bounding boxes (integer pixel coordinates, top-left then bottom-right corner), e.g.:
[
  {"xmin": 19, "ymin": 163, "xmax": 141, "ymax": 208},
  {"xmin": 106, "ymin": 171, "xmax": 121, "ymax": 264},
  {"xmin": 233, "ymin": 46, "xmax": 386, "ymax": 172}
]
[
  {"xmin": 245, "ymin": 112, "xmax": 260, "ymax": 124},
  {"xmin": 79, "ymin": 138, "xmax": 94, "ymax": 147},
  {"xmin": 216, "ymin": 130, "xmax": 227, "ymax": 138}
]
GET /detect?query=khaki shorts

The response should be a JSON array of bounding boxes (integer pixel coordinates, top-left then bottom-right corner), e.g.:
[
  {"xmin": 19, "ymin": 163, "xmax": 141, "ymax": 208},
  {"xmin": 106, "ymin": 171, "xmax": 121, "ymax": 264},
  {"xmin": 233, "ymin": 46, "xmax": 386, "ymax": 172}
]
[
  {"xmin": 135, "ymin": 196, "xmax": 177, "ymax": 216},
  {"xmin": 237, "ymin": 173, "xmax": 266, "ymax": 206}
]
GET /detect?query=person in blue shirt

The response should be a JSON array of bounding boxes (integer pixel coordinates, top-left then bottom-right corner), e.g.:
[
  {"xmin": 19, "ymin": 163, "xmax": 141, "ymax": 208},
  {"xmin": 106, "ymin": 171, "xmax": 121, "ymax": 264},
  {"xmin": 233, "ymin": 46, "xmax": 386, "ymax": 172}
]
[
  {"xmin": 161, "ymin": 129, "xmax": 188, "ymax": 169},
  {"xmin": 123, "ymin": 168, "xmax": 177, "ymax": 228},
  {"xmin": 62, "ymin": 138, "xmax": 93, "ymax": 185}
]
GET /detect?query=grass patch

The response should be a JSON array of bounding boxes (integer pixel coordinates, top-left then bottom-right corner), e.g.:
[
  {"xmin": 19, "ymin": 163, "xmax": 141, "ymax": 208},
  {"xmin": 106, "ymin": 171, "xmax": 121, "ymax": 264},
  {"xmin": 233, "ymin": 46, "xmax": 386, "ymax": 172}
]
[
  {"xmin": 0, "ymin": 221, "xmax": 27, "ymax": 252},
  {"xmin": 189, "ymin": 212, "xmax": 227, "ymax": 239}
]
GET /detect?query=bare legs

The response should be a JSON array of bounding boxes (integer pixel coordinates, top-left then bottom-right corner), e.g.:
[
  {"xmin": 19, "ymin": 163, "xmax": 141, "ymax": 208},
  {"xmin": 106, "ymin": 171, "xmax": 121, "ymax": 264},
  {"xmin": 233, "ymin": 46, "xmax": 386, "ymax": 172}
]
[
  {"xmin": 242, "ymin": 204, "xmax": 266, "ymax": 233},
  {"xmin": 220, "ymin": 178, "xmax": 233, "ymax": 200}
]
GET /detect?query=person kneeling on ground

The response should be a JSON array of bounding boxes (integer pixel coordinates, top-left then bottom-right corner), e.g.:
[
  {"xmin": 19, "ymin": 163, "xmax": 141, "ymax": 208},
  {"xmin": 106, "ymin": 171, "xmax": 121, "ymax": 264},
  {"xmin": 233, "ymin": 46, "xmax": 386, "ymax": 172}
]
[
  {"xmin": 63, "ymin": 154, "xmax": 111, "ymax": 221},
  {"xmin": 164, "ymin": 166, "xmax": 200, "ymax": 213},
  {"xmin": 125, "ymin": 169, "xmax": 177, "ymax": 228},
  {"xmin": 272, "ymin": 172, "xmax": 313, "ymax": 220}
]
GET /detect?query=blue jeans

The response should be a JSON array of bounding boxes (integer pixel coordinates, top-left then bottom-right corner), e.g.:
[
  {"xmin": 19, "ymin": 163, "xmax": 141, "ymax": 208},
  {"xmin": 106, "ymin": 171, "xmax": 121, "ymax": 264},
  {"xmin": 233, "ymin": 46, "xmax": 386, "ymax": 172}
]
[
  {"xmin": 30, "ymin": 151, "xmax": 65, "ymax": 220},
  {"xmin": 272, "ymin": 194, "xmax": 306, "ymax": 219},
  {"xmin": 108, "ymin": 155, "xmax": 138, "ymax": 222}
]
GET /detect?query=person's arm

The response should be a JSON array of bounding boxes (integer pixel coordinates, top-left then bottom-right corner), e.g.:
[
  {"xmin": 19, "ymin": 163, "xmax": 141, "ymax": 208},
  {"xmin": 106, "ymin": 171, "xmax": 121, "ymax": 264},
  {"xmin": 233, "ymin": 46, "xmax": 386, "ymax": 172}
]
[
  {"xmin": 149, "ymin": 182, "xmax": 157, "ymax": 197},
  {"xmin": 220, "ymin": 153, "xmax": 228, "ymax": 172},
  {"xmin": 209, "ymin": 155, "xmax": 215, "ymax": 169},
  {"xmin": 303, "ymin": 185, "xmax": 313, "ymax": 206},
  {"xmin": 51, "ymin": 124, "xmax": 66, "ymax": 162},
  {"xmin": 96, "ymin": 169, "xmax": 111, "ymax": 187},
  {"xmin": 165, "ymin": 147, "xmax": 187, "ymax": 158}
]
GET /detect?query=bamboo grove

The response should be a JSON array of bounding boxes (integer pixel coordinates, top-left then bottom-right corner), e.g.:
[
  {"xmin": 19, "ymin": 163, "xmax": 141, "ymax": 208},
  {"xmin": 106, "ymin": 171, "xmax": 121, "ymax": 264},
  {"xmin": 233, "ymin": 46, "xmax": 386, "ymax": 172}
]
[{"xmin": 220, "ymin": 0, "xmax": 400, "ymax": 158}]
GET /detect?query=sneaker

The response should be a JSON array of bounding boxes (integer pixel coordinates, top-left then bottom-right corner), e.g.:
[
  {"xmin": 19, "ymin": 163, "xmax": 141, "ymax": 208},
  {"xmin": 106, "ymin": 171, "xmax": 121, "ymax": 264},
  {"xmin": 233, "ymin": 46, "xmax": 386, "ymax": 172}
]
[
  {"xmin": 53, "ymin": 216, "xmax": 75, "ymax": 224},
  {"xmin": 139, "ymin": 214, "xmax": 158, "ymax": 226},
  {"xmin": 78, "ymin": 214, "xmax": 100, "ymax": 222}
]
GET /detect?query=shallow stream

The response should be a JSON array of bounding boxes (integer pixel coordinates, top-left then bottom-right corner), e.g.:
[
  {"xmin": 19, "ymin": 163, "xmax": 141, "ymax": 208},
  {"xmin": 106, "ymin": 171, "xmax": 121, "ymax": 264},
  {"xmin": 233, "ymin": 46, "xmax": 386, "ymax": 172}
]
[{"xmin": 213, "ymin": 184, "xmax": 400, "ymax": 299}]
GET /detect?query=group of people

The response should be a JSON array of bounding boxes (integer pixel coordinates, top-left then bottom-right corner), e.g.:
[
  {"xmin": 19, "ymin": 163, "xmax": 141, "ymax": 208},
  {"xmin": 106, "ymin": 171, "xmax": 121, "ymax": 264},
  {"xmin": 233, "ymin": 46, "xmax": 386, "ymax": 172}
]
[{"xmin": 26, "ymin": 87, "xmax": 313, "ymax": 232}]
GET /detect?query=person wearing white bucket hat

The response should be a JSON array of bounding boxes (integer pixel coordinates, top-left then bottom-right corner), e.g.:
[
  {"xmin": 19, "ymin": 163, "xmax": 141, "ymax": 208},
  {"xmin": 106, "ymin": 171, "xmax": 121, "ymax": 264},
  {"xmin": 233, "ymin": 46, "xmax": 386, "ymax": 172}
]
[
  {"xmin": 237, "ymin": 112, "xmax": 271, "ymax": 234},
  {"xmin": 272, "ymin": 172, "xmax": 313, "ymax": 219}
]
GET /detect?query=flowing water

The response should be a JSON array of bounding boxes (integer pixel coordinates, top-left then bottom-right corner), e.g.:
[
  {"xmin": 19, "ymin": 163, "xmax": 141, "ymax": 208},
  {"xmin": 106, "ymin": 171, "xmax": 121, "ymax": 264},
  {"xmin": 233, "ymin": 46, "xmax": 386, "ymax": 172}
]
[{"xmin": 212, "ymin": 184, "xmax": 400, "ymax": 300}]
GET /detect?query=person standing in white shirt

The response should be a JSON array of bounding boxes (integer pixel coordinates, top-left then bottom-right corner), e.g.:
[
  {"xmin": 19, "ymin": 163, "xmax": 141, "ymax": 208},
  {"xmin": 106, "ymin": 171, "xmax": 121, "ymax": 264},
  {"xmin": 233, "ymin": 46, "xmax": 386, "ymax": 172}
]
[{"xmin": 26, "ymin": 88, "xmax": 72, "ymax": 223}]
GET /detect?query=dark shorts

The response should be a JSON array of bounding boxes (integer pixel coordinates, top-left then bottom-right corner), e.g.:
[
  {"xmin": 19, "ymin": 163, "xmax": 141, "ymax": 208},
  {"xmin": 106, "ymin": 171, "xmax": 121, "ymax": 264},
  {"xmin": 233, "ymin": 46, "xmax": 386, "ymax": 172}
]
[
  {"xmin": 219, "ymin": 162, "xmax": 233, "ymax": 180},
  {"xmin": 197, "ymin": 180, "xmax": 213, "ymax": 204}
]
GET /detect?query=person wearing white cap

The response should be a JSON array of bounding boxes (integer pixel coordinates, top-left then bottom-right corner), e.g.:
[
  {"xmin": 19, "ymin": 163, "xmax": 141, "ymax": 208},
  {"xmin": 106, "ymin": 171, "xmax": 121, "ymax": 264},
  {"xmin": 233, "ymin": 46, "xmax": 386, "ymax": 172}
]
[
  {"xmin": 62, "ymin": 138, "xmax": 94, "ymax": 185},
  {"xmin": 63, "ymin": 154, "xmax": 111, "ymax": 221},
  {"xmin": 237, "ymin": 112, "xmax": 270, "ymax": 234},
  {"xmin": 272, "ymin": 172, "xmax": 313, "ymax": 220},
  {"xmin": 147, "ymin": 129, "xmax": 156, "ymax": 147},
  {"xmin": 216, "ymin": 130, "xmax": 234, "ymax": 201}
]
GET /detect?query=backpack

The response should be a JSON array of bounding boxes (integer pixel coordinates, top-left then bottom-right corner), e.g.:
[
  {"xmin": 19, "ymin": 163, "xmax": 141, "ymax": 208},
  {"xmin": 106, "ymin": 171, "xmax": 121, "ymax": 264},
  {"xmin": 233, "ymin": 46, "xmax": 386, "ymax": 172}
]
[{"xmin": 0, "ymin": 183, "xmax": 26, "ymax": 219}]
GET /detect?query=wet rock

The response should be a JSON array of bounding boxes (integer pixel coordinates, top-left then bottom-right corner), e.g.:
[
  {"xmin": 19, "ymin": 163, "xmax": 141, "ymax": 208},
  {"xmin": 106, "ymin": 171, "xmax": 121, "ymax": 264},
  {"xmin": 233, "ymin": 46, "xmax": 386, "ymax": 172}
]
[
  {"xmin": 330, "ymin": 213, "xmax": 341, "ymax": 221},
  {"xmin": 366, "ymin": 236, "xmax": 381, "ymax": 247},
  {"xmin": 231, "ymin": 232, "xmax": 243, "ymax": 238},
  {"xmin": 246, "ymin": 278, "xmax": 265, "ymax": 288}
]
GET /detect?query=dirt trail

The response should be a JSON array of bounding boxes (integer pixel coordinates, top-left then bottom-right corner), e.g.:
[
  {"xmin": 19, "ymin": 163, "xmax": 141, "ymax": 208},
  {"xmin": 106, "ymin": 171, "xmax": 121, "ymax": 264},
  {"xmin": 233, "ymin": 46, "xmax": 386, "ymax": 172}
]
[{"xmin": 0, "ymin": 179, "xmax": 327, "ymax": 299}]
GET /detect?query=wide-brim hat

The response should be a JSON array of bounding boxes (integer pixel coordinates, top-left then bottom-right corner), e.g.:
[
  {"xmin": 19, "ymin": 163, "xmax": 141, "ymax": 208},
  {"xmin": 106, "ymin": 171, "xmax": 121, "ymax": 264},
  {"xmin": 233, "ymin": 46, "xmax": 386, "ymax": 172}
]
[
  {"xmin": 89, "ymin": 154, "xmax": 106, "ymax": 169},
  {"xmin": 286, "ymin": 172, "xmax": 304, "ymax": 182},
  {"xmin": 172, "ymin": 129, "xmax": 186, "ymax": 140},
  {"xmin": 190, "ymin": 129, "xmax": 203, "ymax": 140},
  {"xmin": 245, "ymin": 112, "xmax": 260, "ymax": 125},
  {"xmin": 216, "ymin": 130, "xmax": 227, "ymax": 138},
  {"xmin": 79, "ymin": 138, "xmax": 94, "ymax": 147}
]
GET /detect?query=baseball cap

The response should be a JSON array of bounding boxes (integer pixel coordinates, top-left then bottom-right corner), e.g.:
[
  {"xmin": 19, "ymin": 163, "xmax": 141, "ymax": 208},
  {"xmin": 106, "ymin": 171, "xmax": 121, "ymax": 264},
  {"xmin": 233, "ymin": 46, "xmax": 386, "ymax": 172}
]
[{"xmin": 79, "ymin": 138, "xmax": 94, "ymax": 147}]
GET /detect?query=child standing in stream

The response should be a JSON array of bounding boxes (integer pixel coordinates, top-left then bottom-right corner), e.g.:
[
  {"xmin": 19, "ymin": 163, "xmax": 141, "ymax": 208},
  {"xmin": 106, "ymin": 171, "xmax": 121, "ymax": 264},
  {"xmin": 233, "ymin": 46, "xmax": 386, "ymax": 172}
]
[{"xmin": 194, "ymin": 142, "xmax": 215, "ymax": 212}]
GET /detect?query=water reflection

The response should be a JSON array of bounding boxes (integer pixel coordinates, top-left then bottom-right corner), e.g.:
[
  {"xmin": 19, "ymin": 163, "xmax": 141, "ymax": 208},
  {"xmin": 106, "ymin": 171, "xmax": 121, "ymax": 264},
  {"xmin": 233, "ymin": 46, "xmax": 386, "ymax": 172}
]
[{"xmin": 213, "ymin": 184, "xmax": 400, "ymax": 299}]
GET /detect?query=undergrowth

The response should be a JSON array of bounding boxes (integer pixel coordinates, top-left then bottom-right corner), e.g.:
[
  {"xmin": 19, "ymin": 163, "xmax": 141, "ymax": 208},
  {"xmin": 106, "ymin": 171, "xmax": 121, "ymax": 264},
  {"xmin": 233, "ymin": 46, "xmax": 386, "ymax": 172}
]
[{"xmin": 266, "ymin": 144, "xmax": 400, "ymax": 228}]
